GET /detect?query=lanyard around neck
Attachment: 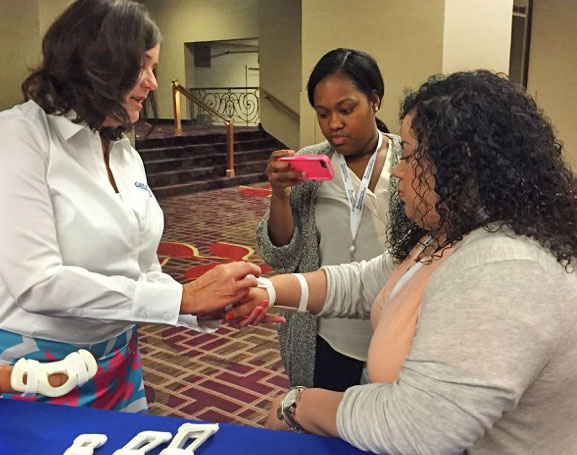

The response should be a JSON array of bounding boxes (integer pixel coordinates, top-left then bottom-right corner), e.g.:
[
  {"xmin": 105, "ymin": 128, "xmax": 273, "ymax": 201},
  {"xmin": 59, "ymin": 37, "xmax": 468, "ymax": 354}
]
[{"xmin": 338, "ymin": 132, "xmax": 383, "ymax": 261}]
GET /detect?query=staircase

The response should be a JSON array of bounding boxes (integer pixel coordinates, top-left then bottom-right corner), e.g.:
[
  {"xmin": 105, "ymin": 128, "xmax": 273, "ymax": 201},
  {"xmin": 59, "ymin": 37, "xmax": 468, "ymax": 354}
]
[{"xmin": 136, "ymin": 128, "xmax": 285, "ymax": 198}]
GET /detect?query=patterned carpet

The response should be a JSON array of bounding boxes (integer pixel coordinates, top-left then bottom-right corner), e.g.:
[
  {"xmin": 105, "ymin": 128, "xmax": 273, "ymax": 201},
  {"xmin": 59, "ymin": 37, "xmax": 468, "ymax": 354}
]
[{"xmin": 139, "ymin": 183, "xmax": 290, "ymax": 426}]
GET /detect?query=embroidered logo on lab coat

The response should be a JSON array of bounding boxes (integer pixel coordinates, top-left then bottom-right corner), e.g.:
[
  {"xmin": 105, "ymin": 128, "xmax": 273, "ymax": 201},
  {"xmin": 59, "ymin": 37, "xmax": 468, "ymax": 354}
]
[{"xmin": 134, "ymin": 181, "xmax": 153, "ymax": 197}]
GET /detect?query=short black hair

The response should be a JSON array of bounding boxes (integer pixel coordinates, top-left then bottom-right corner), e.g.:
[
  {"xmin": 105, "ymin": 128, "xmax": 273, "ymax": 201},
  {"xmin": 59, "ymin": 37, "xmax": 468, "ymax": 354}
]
[
  {"xmin": 389, "ymin": 70, "xmax": 577, "ymax": 267},
  {"xmin": 22, "ymin": 0, "xmax": 161, "ymax": 138},
  {"xmin": 307, "ymin": 48, "xmax": 387, "ymax": 133},
  {"xmin": 307, "ymin": 48, "xmax": 384, "ymax": 108}
]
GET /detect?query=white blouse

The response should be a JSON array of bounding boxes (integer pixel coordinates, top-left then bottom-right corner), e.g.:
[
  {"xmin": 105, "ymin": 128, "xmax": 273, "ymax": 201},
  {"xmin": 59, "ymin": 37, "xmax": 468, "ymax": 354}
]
[
  {"xmin": 0, "ymin": 100, "xmax": 208, "ymax": 345},
  {"xmin": 314, "ymin": 147, "xmax": 393, "ymax": 360}
]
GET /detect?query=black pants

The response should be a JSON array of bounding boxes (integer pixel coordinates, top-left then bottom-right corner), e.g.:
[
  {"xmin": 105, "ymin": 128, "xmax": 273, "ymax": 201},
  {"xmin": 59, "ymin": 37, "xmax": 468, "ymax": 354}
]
[{"xmin": 313, "ymin": 334, "xmax": 364, "ymax": 391}]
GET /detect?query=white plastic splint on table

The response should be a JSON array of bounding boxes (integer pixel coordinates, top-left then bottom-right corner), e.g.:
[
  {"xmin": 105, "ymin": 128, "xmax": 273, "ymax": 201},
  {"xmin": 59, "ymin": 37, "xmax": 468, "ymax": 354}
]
[
  {"xmin": 113, "ymin": 430, "xmax": 173, "ymax": 455},
  {"xmin": 62, "ymin": 433, "xmax": 108, "ymax": 455},
  {"xmin": 159, "ymin": 422, "xmax": 219, "ymax": 455}
]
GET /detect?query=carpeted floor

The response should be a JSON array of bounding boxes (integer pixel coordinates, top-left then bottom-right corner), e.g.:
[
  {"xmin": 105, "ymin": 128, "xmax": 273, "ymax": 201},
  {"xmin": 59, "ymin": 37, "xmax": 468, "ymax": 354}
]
[{"xmin": 139, "ymin": 183, "xmax": 290, "ymax": 427}]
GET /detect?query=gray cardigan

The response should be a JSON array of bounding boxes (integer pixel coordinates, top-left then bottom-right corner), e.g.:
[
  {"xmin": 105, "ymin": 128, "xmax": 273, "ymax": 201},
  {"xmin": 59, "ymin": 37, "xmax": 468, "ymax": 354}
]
[
  {"xmin": 256, "ymin": 134, "xmax": 402, "ymax": 386},
  {"xmin": 323, "ymin": 227, "xmax": 577, "ymax": 455}
]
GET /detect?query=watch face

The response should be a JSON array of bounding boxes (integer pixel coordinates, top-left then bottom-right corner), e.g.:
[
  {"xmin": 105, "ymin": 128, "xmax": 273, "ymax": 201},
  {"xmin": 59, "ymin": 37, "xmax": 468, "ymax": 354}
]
[{"xmin": 284, "ymin": 388, "xmax": 300, "ymax": 405}]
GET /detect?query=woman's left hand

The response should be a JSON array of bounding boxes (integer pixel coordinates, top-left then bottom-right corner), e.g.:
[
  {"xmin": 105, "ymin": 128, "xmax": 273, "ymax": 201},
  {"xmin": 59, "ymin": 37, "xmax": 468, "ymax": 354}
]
[
  {"xmin": 224, "ymin": 287, "xmax": 279, "ymax": 326},
  {"xmin": 226, "ymin": 295, "xmax": 286, "ymax": 327},
  {"xmin": 265, "ymin": 394, "xmax": 291, "ymax": 431}
]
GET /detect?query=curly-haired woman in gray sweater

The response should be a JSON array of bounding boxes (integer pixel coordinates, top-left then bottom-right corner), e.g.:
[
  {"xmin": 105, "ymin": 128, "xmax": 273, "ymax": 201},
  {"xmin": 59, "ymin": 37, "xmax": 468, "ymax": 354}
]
[{"xmin": 234, "ymin": 70, "xmax": 577, "ymax": 455}]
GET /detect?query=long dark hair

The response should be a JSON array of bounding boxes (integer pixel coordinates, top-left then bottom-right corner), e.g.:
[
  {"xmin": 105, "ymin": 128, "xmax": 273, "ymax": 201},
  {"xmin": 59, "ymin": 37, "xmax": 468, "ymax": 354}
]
[
  {"xmin": 389, "ymin": 70, "xmax": 577, "ymax": 267},
  {"xmin": 22, "ymin": 0, "xmax": 161, "ymax": 139},
  {"xmin": 307, "ymin": 48, "xmax": 388, "ymax": 133}
]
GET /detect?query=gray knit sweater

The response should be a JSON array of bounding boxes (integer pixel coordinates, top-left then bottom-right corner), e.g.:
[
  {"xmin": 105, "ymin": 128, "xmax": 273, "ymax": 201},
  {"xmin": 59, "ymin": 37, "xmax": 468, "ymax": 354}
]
[
  {"xmin": 256, "ymin": 134, "xmax": 402, "ymax": 386},
  {"xmin": 322, "ymin": 227, "xmax": 577, "ymax": 455}
]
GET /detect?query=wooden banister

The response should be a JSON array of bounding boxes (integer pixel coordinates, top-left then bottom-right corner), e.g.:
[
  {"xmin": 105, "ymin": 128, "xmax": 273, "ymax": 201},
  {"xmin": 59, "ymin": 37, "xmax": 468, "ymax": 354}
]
[
  {"xmin": 172, "ymin": 79, "xmax": 235, "ymax": 177},
  {"xmin": 259, "ymin": 86, "xmax": 299, "ymax": 121}
]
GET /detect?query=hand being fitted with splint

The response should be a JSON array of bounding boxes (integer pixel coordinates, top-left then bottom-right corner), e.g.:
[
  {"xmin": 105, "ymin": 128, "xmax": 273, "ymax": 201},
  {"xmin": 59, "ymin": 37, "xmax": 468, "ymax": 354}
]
[{"xmin": 0, "ymin": 350, "xmax": 97, "ymax": 397}]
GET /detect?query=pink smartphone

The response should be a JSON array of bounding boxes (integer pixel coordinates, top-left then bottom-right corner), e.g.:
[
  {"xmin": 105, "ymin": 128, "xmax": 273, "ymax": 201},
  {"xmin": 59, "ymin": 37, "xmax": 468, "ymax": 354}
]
[{"xmin": 278, "ymin": 154, "xmax": 335, "ymax": 180}]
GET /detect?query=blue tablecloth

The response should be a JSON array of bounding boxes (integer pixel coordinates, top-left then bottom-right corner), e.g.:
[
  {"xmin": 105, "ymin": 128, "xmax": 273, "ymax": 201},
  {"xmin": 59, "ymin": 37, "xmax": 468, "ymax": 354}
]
[{"xmin": 0, "ymin": 399, "xmax": 373, "ymax": 455}]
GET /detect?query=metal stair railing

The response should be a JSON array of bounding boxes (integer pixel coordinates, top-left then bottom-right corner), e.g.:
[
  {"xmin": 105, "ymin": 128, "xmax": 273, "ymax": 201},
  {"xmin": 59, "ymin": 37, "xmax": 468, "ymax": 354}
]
[{"xmin": 188, "ymin": 87, "xmax": 260, "ymax": 127}]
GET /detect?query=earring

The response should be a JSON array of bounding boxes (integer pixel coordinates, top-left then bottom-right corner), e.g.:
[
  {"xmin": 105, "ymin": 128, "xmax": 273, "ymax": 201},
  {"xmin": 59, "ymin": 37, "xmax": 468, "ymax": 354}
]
[{"xmin": 374, "ymin": 106, "xmax": 378, "ymax": 112}]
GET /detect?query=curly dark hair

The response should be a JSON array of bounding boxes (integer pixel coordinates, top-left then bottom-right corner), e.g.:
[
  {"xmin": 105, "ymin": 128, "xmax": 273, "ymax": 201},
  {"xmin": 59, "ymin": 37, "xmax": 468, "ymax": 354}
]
[
  {"xmin": 21, "ymin": 0, "xmax": 161, "ymax": 140},
  {"xmin": 388, "ymin": 70, "xmax": 577, "ymax": 267}
]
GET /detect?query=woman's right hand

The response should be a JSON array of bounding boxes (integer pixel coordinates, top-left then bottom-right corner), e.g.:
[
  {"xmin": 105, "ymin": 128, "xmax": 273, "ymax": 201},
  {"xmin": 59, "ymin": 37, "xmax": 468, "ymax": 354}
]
[
  {"xmin": 180, "ymin": 261, "xmax": 261, "ymax": 317},
  {"xmin": 266, "ymin": 150, "xmax": 306, "ymax": 199}
]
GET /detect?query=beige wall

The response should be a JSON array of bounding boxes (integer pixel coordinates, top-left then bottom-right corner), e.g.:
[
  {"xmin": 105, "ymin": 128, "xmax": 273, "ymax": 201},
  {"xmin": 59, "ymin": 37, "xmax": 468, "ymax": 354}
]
[
  {"xmin": 298, "ymin": 0, "xmax": 515, "ymax": 148},
  {"xmin": 527, "ymin": 0, "xmax": 577, "ymax": 167},
  {"xmin": 38, "ymin": 0, "xmax": 72, "ymax": 36},
  {"xmin": 258, "ymin": 0, "xmax": 301, "ymax": 149},
  {"xmin": 442, "ymin": 0, "xmax": 513, "ymax": 73},
  {"xmin": 194, "ymin": 46, "xmax": 258, "ymax": 88},
  {"xmin": 0, "ymin": 0, "xmax": 71, "ymax": 111},
  {"xmin": 141, "ymin": 0, "xmax": 260, "ymax": 119},
  {"xmin": 301, "ymin": 0, "xmax": 445, "ymax": 146},
  {"xmin": 0, "ymin": 0, "xmax": 41, "ymax": 110},
  {"xmin": 1, "ymin": 0, "xmax": 574, "ymax": 164}
]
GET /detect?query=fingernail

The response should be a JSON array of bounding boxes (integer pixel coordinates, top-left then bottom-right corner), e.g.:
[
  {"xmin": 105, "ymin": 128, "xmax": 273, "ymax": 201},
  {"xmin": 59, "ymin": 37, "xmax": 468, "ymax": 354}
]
[
  {"xmin": 225, "ymin": 312, "xmax": 234, "ymax": 321},
  {"xmin": 255, "ymin": 306, "xmax": 263, "ymax": 313},
  {"xmin": 261, "ymin": 301, "xmax": 269, "ymax": 309}
]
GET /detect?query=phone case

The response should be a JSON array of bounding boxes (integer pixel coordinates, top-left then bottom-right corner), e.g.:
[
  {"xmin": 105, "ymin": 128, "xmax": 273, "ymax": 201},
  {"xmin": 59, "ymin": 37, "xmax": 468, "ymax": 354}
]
[{"xmin": 278, "ymin": 154, "xmax": 335, "ymax": 180}]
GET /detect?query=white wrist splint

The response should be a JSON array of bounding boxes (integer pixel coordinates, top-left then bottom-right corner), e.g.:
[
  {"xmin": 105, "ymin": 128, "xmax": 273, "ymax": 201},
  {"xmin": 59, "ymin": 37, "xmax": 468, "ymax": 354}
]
[
  {"xmin": 255, "ymin": 276, "xmax": 276, "ymax": 306},
  {"xmin": 10, "ymin": 349, "xmax": 98, "ymax": 397},
  {"xmin": 159, "ymin": 423, "xmax": 219, "ymax": 455},
  {"xmin": 293, "ymin": 273, "xmax": 309, "ymax": 313},
  {"xmin": 113, "ymin": 430, "xmax": 173, "ymax": 455},
  {"xmin": 249, "ymin": 274, "xmax": 310, "ymax": 314},
  {"xmin": 63, "ymin": 433, "xmax": 108, "ymax": 455}
]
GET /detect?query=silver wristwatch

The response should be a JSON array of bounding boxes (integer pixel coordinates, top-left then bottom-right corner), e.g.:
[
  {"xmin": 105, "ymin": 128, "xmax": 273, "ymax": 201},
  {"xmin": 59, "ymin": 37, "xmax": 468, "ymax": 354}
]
[{"xmin": 277, "ymin": 386, "xmax": 307, "ymax": 433}]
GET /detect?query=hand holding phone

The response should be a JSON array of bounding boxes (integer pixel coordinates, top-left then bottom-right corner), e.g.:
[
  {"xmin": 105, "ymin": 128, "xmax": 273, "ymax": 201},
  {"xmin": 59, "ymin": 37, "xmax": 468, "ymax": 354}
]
[{"xmin": 278, "ymin": 155, "xmax": 335, "ymax": 180}]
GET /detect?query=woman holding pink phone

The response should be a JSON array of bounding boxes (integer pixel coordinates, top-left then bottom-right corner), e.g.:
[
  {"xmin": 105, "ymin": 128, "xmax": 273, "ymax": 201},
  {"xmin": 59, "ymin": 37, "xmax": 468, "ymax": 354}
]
[
  {"xmin": 256, "ymin": 48, "xmax": 404, "ymax": 391},
  {"xmin": 277, "ymin": 155, "xmax": 335, "ymax": 180}
]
